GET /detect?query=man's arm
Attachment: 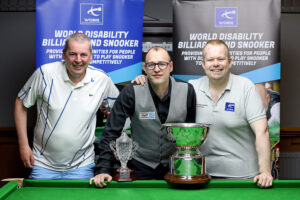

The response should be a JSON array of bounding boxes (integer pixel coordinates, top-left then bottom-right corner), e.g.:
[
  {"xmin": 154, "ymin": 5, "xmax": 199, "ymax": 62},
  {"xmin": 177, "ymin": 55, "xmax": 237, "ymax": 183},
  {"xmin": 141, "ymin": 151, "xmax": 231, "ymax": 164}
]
[
  {"xmin": 14, "ymin": 97, "xmax": 34, "ymax": 168},
  {"xmin": 250, "ymin": 118, "xmax": 273, "ymax": 187},
  {"xmin": 92, "ymin": 84, "xmax": 135, "ymax": 187}
]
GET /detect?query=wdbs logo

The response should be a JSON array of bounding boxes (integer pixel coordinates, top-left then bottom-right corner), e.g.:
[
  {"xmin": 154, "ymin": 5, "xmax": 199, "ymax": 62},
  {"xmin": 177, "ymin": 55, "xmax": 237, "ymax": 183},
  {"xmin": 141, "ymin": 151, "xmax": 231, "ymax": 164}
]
[
  {"xmin": 80, "ymin": 3, "xmax": 103, "ymax": 25},
  {"xmin": 215, "ymin": 7, "xmax": 237, "ymax": 27},
  {"xmin": 225, "ymin": 102, "xmax": 235, "ymax": 112}
]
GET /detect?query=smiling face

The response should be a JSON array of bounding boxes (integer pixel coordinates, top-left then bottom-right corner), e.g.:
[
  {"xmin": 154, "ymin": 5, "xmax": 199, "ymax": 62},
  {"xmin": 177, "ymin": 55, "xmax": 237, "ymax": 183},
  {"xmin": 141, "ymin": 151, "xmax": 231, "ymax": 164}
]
[
  {"xmin": 63, "ymin": 39, "xmax": 92, "ymax": 84},
  {"xmin": 144, "ymin": 47, "xmax": 173, "ymax": 87},
  {"xmin": 202, "ymin": 43, "xmax": 232, "ymax": 84}
]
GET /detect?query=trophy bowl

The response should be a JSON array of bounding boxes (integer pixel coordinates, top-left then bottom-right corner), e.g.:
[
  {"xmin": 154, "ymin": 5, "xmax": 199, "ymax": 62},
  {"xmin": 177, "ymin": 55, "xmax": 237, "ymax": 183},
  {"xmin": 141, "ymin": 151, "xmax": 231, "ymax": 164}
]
[{"xmin": 162, "ymin": 123, "xmax": 210, "ymax": 188}]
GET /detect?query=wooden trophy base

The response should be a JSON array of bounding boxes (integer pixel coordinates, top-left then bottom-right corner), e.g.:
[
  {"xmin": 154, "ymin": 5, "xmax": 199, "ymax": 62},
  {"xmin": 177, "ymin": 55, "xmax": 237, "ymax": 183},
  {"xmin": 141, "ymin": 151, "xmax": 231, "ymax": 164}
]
[
  {"xmin": 113, "ymin": 168, "xmax": 136, "ymax": 182},
  {"xmin": 164, "ymin": 172, "xmax": 210, "ymax": 188}
]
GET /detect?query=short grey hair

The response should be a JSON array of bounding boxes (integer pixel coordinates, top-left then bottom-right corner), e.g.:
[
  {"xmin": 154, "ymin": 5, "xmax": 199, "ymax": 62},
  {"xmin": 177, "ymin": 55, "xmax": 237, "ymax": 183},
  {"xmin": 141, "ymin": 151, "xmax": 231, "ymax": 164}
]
[{"xmin": 64, "ymin": 33, "xmax": 92, "ymax": 52}]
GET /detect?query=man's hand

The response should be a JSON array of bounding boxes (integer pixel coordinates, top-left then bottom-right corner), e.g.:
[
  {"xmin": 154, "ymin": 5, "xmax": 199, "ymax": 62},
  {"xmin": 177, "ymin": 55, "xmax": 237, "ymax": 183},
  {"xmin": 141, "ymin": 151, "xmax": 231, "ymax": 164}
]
[
  {"xmin": 100, "ymin": 105, "xmax": 110, "ymax": 118},
  {"xmin": 90, "ymin": 174, "xmax": 112, "ymax": 188},
  {"xmin": 253, "ymin": 172, "xmax": 273, "ymax": 188},
  {"xmin": 131, "ymin": 75, "xmax": 146, "ymax": 85},
  {"xmin": 19, "ymin": 145, "xmax": 34, "ymax": 168}
]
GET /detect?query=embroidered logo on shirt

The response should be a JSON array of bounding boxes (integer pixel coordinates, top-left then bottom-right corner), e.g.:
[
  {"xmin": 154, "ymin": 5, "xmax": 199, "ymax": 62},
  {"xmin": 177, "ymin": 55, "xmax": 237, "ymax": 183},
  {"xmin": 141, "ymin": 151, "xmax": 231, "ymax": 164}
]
[
  {"xmin": 139, "ymin": 112, "xmax": 155, "ymax": 119},
  {"xmin": 225, "ymin": 102, "xmax": 235, "ymax": 112}
]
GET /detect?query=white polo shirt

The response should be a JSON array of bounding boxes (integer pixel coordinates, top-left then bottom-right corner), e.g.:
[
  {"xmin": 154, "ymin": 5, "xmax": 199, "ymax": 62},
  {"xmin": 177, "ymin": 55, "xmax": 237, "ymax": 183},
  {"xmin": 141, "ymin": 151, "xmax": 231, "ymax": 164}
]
[
  {"xmin": 18, "ymin": 61, "xmax": 119, "ymax": 171},
  {"xmin": 189, "ymin": 74, "xmax": 266, "ymax": 178}
]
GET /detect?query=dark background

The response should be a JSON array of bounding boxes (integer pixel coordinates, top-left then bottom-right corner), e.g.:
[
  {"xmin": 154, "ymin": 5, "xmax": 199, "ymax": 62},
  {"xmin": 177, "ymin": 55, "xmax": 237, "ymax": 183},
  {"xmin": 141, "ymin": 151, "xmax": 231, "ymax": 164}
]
[
  {"xmin": 0, "ymin": 0, "xmax": 299, "ymax": 179},
  {"xmin": 0, "ymin": 0, "xmax": 299, "ymax": 127}
]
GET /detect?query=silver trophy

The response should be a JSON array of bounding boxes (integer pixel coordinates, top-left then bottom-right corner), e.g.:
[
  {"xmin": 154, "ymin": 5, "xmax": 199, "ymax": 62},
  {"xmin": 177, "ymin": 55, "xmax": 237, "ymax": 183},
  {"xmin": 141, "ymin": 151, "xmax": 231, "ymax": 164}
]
[
  {"xmin": 163, "ymin": 123, "xmax": 210, "ymax": 188},
  {"xmin": 110, "ymin": 130, "xmax": 138, "ymax": 181}
]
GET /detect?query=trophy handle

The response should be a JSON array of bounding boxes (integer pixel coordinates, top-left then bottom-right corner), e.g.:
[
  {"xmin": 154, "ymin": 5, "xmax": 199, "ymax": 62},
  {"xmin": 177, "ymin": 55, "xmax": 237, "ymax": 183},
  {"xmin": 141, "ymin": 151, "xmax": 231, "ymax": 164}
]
[
  {"xmin": 129, "ymin": 141, "xmax": 139, "ymax": 160},
  {"xmin": 200, "ymin": 127, "xmax": 209, "ymax": 144},
  {"xmin": 166, "ymin": 127, "xmax": 176, "ymax": 143},
  {"xmin": 109, "ymin": 141, "xmax": 119, "ymax": 161}
]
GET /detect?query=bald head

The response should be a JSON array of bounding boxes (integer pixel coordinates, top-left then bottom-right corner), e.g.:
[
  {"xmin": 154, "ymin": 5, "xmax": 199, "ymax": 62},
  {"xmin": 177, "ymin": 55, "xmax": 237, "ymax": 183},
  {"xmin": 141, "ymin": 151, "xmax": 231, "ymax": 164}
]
[{"xmin": 145, "ymin": 46, "xmax": 171, "ymax": 62}]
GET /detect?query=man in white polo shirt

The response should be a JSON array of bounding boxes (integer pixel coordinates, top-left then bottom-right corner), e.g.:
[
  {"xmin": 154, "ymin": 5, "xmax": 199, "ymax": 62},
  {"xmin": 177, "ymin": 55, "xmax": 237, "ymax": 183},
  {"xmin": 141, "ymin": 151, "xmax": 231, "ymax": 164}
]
[
  {"xmin": 189, "ymin": 40, "xmax": 273, "ymax": 187},
  {"xmin": 14, "ymin": 33, "xmax": 119, "ymax": 180}
]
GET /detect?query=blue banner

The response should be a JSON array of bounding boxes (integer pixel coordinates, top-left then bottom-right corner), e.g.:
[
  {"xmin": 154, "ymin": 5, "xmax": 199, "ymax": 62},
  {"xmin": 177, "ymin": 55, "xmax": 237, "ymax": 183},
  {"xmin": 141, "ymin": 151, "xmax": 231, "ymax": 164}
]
[{"xmin": 36, "ymin": 0, "xmax": 144, "ymax": 83}]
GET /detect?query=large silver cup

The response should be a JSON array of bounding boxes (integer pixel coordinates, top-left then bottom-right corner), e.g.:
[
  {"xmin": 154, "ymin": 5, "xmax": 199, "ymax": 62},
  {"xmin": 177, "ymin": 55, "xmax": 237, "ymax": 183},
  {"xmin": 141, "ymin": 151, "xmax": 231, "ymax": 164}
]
[{"xmin": 163, "ymin": 123, "xmax": 210, "ymax": 188}]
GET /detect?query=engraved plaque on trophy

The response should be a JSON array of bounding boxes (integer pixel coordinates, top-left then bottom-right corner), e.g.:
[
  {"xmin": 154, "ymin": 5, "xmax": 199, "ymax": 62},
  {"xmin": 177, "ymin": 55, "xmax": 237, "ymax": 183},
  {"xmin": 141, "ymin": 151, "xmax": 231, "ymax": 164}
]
[
  {"xmin": 110, "ymin": 130, "xmax": 138, "ymax": 182},
  {"xmin": 163, "ymin": 123, "xmax": 210, "ymax": 188}
]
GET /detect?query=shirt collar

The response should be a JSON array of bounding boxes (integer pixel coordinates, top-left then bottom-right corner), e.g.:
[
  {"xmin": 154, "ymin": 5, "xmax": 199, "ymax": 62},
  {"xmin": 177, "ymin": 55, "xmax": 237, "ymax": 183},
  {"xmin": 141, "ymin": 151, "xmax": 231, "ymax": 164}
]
[
  {"xmin": 200, "ymin": 73, "xmax": 233, "ymax": 94},
  {"xmin": 148, "ymin": 78, "xmax": 172, "ymax": 102},
  {"xmin": 225, "ymin": 73, "xmax": 233, "ymax": 91},
  {"xmin": 200, "ymin": 76, "xmax": 210, "ymax": 94},
  {"xmin": 62, "ymin": 62, "xmax": 92, "ymax": 86}
]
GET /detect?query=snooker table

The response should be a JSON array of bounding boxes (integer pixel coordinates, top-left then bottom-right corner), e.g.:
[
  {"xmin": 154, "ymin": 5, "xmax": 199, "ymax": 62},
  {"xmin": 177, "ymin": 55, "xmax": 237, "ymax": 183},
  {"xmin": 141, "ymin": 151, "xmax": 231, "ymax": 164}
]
[{"xmin": 0, "ymin": 179, "xmax": 300, "ymax": 200}]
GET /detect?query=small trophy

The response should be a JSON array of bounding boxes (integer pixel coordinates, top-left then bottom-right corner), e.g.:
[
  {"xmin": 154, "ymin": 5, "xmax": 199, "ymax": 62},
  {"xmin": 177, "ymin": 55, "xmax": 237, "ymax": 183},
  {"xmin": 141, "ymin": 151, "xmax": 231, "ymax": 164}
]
[{"xmin": 110, "ymin": 130, "xmax": 138, "ymax": 182}]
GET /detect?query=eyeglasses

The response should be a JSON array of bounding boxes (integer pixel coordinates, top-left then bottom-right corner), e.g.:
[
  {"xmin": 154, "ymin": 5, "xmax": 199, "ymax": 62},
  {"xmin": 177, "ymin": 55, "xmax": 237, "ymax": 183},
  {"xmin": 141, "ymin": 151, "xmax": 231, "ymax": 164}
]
[{"xmin": 145, "ymin": 61, "xmax": 170, "ymax": 70}]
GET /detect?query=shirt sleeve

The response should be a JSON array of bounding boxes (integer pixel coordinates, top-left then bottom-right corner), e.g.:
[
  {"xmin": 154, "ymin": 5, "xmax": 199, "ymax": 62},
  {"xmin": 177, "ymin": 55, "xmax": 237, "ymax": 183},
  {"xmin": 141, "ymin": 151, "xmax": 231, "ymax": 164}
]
[
  {"xmin": 245, "ymin": 82, "xmax": 266, "ymax": 124},
  {"xmin": 17, "ymin": 67, "xmax": 44, "ymax": 108},
  {"xmin": 94, "ymin": 84, "xmax": 135, "ymax": 175},
  {"xmin": 101, "ymin": 77, "xmax": 120, "ymax": 111}
]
